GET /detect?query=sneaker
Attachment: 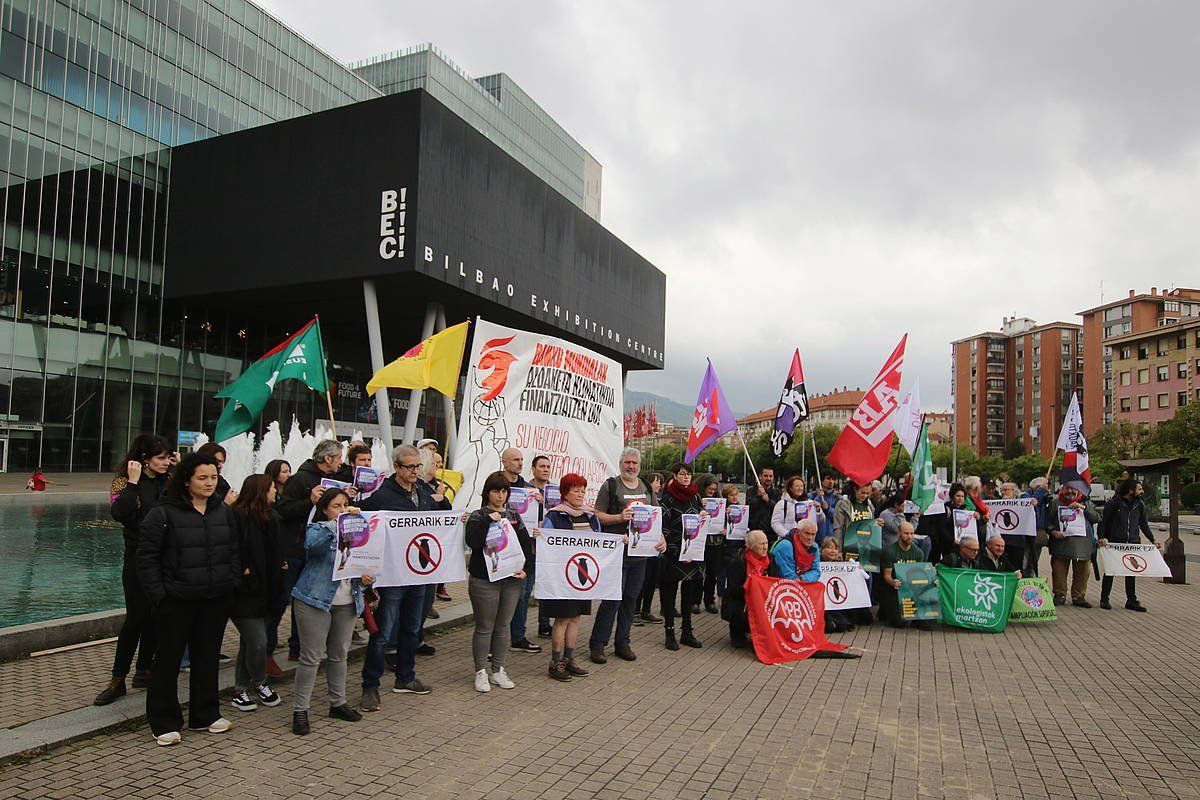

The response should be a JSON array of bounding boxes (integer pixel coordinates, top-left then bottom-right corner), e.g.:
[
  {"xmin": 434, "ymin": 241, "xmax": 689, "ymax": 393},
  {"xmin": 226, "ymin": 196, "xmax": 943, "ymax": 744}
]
[
  {"xmin": 231, "ymin": 691, "xmax": 258, "ymax": 712},
  {"xmin": 393, "ymin": 678, "xmax": 431, "ymax": 695},
  {"xmin": 509, "ymin": 638, "xmax": 542, "ymax": 653},
  {"xmin": 633, "ymin": 616, "xmax": 645, "ymax": 627},
  {"xmin": 416, "ymin": 643, "xmax": 436, "ymax": 656},
  {"xmin": 548, "ymin": 661, "xmax": 571, "ymax": 682},
  {"xmin": 1072, "ymin": 599, "xmax": 1093, "ymax": 608},
  {"xmin": 254, "ymin": 684, "xmax": 281, "ymax": 707},
  {"xmin": 565, "ymin": 659, "xmax": 589, "ymax": 677},
  {"xmin": 640, "ymin": 611, "xmax": 663, "ymax": 623},
  {"xmin": 360, "ymin": 689, "xmax": 381, "ymax": 712},
  {"xmin": 351, "ymin": 630, "xmax": 368, "ymax": 645},
  {"xmin": 704, "ymin": 602, "xmax": 719, "ymax": 614},
  {"xmin": 474, "ymin": 669, "xmax": 491, "ymax": 693},
  {"xmin": 436, "ymin": 588, "xmax": 453, "ymax": 602},
  {"xmin": 689, "ymin": 604, "xmax": 701, "ymax": 614},
  {"xmin": 154, "ymin": 731, "xmax": 181, "ymax": 747},
  {"xmin": 537, "ymin": 628, "xmax": 552, "ymax": 639},
  {"xmin": 427, "ymin": 608, "xmax": 441, "ymax": 620},
  {"xmin": 329, "ymin": 704, "xmax": 362, "ymax": 722},
  {"xmin": 1052, "ymin": 594, "xmax": 1067, "ymax": 606},
  {"xmin": 190, "ymin": 717, "xmax": 232, "ymax": 734},
  {"xmin": 490, "ymin": 667, "xmax": 515, "ymax": 689}
]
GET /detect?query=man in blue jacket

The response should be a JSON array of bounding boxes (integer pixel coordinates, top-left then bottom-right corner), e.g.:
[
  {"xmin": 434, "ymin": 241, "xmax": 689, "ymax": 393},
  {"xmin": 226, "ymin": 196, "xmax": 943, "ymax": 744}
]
[
  {"xmin": 771, "ymin": 518, "xmax": 821, "ymax": 581},
  {"xmin": 358, "ymin": 445, "xmax": 450, "ymax": 712}
]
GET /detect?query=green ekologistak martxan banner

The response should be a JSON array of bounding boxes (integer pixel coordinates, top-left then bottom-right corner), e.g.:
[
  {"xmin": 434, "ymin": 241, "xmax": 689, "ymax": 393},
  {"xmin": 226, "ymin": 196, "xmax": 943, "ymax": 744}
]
[
  {"xmin": 896, "ymin": 562, "xmax": 940, "ymax": 620},
  {"xmin": 936, "ymin": 566, "xmax": 1018, "ymax": 633},
  {"xmin": 1009, "ymin": 577, "xmax": 1057, "ymax": 622}
]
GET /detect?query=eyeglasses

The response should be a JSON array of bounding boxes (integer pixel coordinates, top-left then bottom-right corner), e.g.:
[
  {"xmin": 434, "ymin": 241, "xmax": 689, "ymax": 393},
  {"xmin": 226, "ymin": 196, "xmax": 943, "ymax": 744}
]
[{"xmin": 396, "ymin": 463, "xmax": 421, "ymax": 471}]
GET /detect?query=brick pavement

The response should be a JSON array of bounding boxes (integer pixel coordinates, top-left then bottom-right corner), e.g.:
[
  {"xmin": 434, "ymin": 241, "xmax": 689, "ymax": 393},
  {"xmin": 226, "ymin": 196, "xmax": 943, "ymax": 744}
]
[{"xmin": 1, "ymin": 569, "xmax": 1199, "ymax": 800}]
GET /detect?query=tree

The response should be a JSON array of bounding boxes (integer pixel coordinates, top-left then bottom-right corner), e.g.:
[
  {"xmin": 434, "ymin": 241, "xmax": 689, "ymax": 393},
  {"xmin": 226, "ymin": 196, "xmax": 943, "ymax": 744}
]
[{"xmin": 1004, "ymin": 437, "xmax": 1026, "ymax": 459}]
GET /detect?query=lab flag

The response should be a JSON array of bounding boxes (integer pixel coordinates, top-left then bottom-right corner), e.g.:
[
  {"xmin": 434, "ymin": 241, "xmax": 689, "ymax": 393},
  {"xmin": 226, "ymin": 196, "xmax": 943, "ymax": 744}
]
[
  {"xmin": 827, "ymin": 335, "xmax": 907, "ymax": 485},
  {"xmin": 771, "ymin": 349, "xmax": 810, "ymax": 457},
  {"xmin": 893, "ymin": 378, "xmax": 923, "ymax": 456},
  {"xmin": 911, "ymin": 422, "xmax": 936, "ymax": 513},
  {"xmin": 685, "ymin": 360, "xmax": 738, "ymax": 464},
  {"xmin": 1055, "ymin": 392, "xmax": 1092, "ymax": 496},
  {"xmin": 744, "ymin": 575, "xmax": 850, "ymax": 664},
  {"xmin": 1098, "ymin": 544, "xmax": 1172, "ymax": 578},
  {"xmin": 367, "ymin": 321, "xmax": 470, "ymax": 398},
  {"xmin": 215, "ymin": 317, "xmax": 329, "ymax": 443},
  {"xmin": 535, "ymin": 530, "xmax": 624, "ymax": 601}
]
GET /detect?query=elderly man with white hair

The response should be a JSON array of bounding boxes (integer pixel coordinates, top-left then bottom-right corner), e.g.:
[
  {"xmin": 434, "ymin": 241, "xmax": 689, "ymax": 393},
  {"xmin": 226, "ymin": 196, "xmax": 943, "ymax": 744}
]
[
  {"xmin": 722, "ymin": 530, "xmax": 771, "ymax": 648},
  {"xmin": 1021, "ymin": 476, "xmax": 1050, "ymax": 577},
  {"xmin": 941, "ymin": 535, "xmax": 981, "ymax": 569},
  {"xmin": 770, "ymin": 517, "xmax": 821, "ymax": 581},
  {"xmin": 978, "ymin": 532, "xmax": 1022, "ymax": 576}
]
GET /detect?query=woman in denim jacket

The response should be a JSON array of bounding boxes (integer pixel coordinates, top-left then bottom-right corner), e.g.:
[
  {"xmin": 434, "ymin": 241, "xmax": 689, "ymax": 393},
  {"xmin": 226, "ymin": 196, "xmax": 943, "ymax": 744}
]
[{"xmin": 290, "ymin": 488, "xmax": 374, "ymax": 735}]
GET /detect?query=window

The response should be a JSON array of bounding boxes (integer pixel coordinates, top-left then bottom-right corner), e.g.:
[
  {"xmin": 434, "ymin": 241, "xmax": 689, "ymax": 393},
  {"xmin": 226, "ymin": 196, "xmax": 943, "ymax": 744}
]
[
  {"xmin": 1104, "ymin": 304, "xmax": 1129, "ymax": 322},
  {"xmin": 1180, "ymin": 363, "xmax": 1189, "ymax": 379},
  {"xmin": 1120, "ymin": 346, "xmax": 1132, "ymax": 359},
  {"xmin": 1180, "ymin": 392, "xmax": 1188, "ymax": 407},
  {"xmin": 1120, "ymin": 371, "xmax": 1131, "ymax": 386},
  {"xmin": 1179, "ymin": 335, "xmax": 1188, "ymax": 350},
  {"xmin": 1138, "ymin": 345, "xmax": 1149, "ymax": 360},
  {"xmin": 1164, "ymin": 301, "xmax": 1180, "ymax": 312},
  {"xmin": 1157, "ymin": 366, "xmax": 1169, "ymax": 381},
  {"xmin": 1138, "ymin": 369, "xmax": 1149, "ymax": 384},
  {"xmin": 1120, "ymin": 397, "xmax": 1132, "ymax": 412},
  {"xmin": 1138, "ymin": 395, "xmax": 1150, "ymax": 410},
  {"xmin": 1158, "ymin": 339, "xmax": 1170, "ymax": 357},
  {"xmin": 1158, "ymin": 393, "xmax": 1169, "ymax": 409}
]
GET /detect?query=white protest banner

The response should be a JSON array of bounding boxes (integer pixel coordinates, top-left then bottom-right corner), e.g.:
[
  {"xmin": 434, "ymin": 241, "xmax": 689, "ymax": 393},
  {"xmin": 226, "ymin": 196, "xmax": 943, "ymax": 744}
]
[
  {"xmin": 332, "ymin": 513, "xmax": 384, "ymax": 580},
  {"xmin": 507, "ymin": 487, "xmax": 540, "ymax": 531},
  {"xmin": 353, "ymin": 467, "xmax": 388, "ymax": 499},
  {"xmin": 626, "ymin": 504, "xmax": 663, "ymax": 557},
  {"xmin": 952, "ymin": 508, "xmax": 976, "ymax": 542},
  {"xmin": 986, "ymin": 498, "xmax": 1036, "ymax": 538},
  {"xmin": 701, "ymin": 497, "xmax": 727, "ymax": 536},
  {"xmin": 679, "ymin": 513, "xmax": 705, "ymax": 562},
  {"xmin": 484, "ymin": 518, "xmax": 526, "ymax": 582},
  {"xmin": 818, "ymin": 562, "xmax": 872, "ymax": 610},
  {"xmin": 726, "ymin": 504, "xmax": 749, "ymax": 541},
  {"xmin": 535, "ymin": 529, "xmax": 623, "ymax": 600},
  {"xmin": 1057, "ymin": 506, "xmax": 1088, "ymax": 538},
  {"xmin": 450, "ymin": 317, "xmax": 623, "ymax": 510},
  {"xmin": 1098, "ymin": 544, "xmax": 1171, "ymax": 578},
  {"xmin": 374, "ymin": 510, "xmax": 467, "ymax": 587}
]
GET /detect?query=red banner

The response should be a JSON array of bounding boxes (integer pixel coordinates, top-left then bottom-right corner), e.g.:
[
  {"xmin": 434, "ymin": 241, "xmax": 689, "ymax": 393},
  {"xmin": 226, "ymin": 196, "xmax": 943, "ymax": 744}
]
[
  {"xmin": 827, "ymin": 334, "xmax": 907, "ymax": 485},
  {"xmin": 744, "ymin": 574, "xmax": 849, "ymax": 664}
]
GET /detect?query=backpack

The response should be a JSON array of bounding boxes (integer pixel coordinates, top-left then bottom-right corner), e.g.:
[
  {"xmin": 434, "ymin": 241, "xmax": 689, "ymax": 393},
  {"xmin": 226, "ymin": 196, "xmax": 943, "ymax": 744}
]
[{"xmin": 601, "ymin": 476, "xmax": 653, "ymax": 514}]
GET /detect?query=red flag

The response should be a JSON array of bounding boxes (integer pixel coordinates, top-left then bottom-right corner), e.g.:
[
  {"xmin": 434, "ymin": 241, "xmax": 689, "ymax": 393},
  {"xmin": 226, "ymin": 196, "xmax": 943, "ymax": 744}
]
[
  {"xmin": 634, "ymin": 406, "xmax": 647, "ymax": 438},
  {"xmin": 827, "ymin": 334, "xmax": 907, "ymax": 485},
  {"xmin": 648, "ymin": 404, "xmax": 658, "ymax": 433},
  {"xmin": 744, "ymin": 574, "xmax": 849, "ymax": 664}
]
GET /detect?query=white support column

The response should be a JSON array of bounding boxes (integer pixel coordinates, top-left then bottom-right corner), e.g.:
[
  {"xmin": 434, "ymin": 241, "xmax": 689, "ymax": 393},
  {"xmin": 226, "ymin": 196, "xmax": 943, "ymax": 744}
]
[
  {"xmin": 362, "ymin": 279, "xmax": 394, "ymax": 453},
  {"xmin": 434, "ymin": 304, "xmax": 458, "ymax": 462},
  {"xmin": 403, "ymin": 302, "xmax": 438, "ymax": 444}
]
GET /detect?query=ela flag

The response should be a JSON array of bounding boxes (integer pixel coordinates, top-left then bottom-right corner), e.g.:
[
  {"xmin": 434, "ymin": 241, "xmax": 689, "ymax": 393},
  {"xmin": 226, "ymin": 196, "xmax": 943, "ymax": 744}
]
[
  {"xmin": 684, "ymin": 360, "xmax": 737, "ymax": 463},
  {"xmin": 911, "ymin": 422, "xmax": 936, "ymax": 513},
  {"xmin": 744, "ymin": 574, "xmax": 850, "ymax": 664},
  {"xmin": 827, "ymin": 335, "xmax": 907, "ymax": 485},
  {"xmin": 367, "ymin": 321, "xmax": 470, "ymax": 398},
  {"xmin": 936, "ymin": 565, "xmax": 1018, "ymax": 633},
  {"xmin": 1055, "ymin": 392, "xmax": 1092, "ymax": 496},
  {"xmin": 771, "ymin": 349, "xmax": 810, "ymax": 457},
  {"xmin": 215, "ymin": 317, "xmax": 329, "ymax": 442},
  {"xmin": 893, "ymin": 378, "xmax": 923, "ymax": 456}
]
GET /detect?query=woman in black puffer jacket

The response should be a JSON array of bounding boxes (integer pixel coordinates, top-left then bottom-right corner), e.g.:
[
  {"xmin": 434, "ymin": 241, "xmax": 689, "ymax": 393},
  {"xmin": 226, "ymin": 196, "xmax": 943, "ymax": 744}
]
[
  {"xmin": 94, "ymin": 434, "xmax": 174, "ymax": 707},
  {"xmin": 137, "ymin": 452, "xmax": 241, "ymax": 746}
]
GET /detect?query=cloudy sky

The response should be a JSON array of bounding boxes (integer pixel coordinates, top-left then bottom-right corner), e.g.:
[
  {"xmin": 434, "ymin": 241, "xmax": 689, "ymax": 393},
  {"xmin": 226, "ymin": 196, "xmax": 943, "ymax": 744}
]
[{"xmin": 260, "ymin": 0, "xmax": 1197, "ymax": 414}]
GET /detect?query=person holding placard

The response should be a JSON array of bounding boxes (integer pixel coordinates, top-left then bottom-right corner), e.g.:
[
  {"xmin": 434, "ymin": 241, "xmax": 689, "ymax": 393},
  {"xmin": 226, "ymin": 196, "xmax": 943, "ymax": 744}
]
[
  {"xmin": 699, "ymin": 479, "xmax": 730, "ymax": 614},
  {"xmin": 818, "ymin": 538, "xmax": 858, "ymax": 633},
  {"xmin": 879, "ymin": 521, "xmax": 928, "ymax": 628},
  {"xmin": 722, "ymin": 530, "xmax": 770, "ymax": 648},
  {"xmin": 929, "ymin": 483, "xmax": 974, "ymax": 565},
  {"xmin": 1045, "ymin": 485, "xmax": 1100, "ymax": 608},
  {"xmin": 541, "ymin": 473, "xmax": 601, "ymax": 681},
  {"xmin": 527, "ymin": 454, "xmax": 555, "ymax": 641},
  {"xmin": 659, "ymin": 463, "xmax": 704, "ymax": 651},
  {"xmin": 1098, "ymin": 479, "xmax": 1158, "ymax": 612},
  {"xmin": 636, "ymin": 472, "xmax": 668, "ymax": 627},
  {"xmin": 464, "ymin": 472, "xmax": 532, "ymax": 692},
  {"xmin": 832, "ymin": 481, "xmax": 874, "ymax": 554}
]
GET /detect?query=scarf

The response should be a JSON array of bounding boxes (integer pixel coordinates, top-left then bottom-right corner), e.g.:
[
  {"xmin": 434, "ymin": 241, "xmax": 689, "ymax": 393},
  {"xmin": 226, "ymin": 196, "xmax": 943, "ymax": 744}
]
[
  {"xmin": 745, "ymin": 548, "xmax": 770, "ymax": 578},
  {"xmin": 792, "ymin": 535, "xmax": 817, "ymax": 574},
  {"xmin": 665, "ymin": 479, "xmax": 699, "ymax": 503},
  {"xmin": 966, "ymin": 490, "xmax": 990, "ymax": 519}
]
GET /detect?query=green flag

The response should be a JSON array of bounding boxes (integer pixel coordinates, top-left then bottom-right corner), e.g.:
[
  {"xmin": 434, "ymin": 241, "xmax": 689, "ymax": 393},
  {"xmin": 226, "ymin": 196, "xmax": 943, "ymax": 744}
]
[
  {"xmin": 214, "ymin": 318, "xmax": 329, "ymax": 442},
  {"xmin": 1009, "ymin": 577, "xmax": 1057, "ymax": 622},
  {"xmin": 936, "ymin": 565, "xmax": 1018, "ymax": 633},
  {"xmin": 911, "ymin": 421, "xmax": 936, "ymax": 512}
]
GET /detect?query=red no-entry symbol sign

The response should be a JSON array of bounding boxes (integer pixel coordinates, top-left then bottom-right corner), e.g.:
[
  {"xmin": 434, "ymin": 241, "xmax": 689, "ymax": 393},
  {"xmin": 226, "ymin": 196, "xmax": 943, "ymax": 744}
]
[
  {"xmin": 1122, "ymin": 553, "xmax": 1147, "ymax": 573},
  {"xmin": 406, "ymin": 533, "xmax": 443, "ymax": 575},
  {"xmin": 565, "ymin": 552, "xmax": 599, "ymax": 591},
  {"xmin": 825, "ymin": 576, "xmax": 848, "ymax": 606},
  {"xmin": 994, "ymin": 509, "xmax": 1020, "ymax": 531}
]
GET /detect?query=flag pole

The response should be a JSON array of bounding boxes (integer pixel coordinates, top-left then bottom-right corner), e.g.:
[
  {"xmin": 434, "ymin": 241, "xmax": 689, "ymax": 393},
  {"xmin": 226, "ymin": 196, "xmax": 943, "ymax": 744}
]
[
  {"xmin": 808, "ymin": 419, "xmax": 820, "ymax": 483},
  {"xmin": 736, "ymin": 428, "xmax": 760, "ymax": 487},
  {"xmin": 800, "ymin": 423, "xmax": 807, "ymax": 485},
  {"xmin": 313, "ymin": 315, "xmax": 337, "ymax": 440}
]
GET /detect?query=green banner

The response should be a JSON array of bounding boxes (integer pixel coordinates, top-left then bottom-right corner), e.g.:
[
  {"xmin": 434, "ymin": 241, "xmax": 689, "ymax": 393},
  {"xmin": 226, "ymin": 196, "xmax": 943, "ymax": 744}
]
[
  {"xmin": 844, "ymin": 518, "xmax": 882, "ymax": 573},
  {"xmin": 1009, "ymin": 577, "xmax": 1057, "ymax": 622},
  {"xmin": 896, "ymin": 562, "xmax": 940, "ymax": 620},
  {"xmin": 936, "ymin": 566, "xmax": 1018, "ymax": 633}
]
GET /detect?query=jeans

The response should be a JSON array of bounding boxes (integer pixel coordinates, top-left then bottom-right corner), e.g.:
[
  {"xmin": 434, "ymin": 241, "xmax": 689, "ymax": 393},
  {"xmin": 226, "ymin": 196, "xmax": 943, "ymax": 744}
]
[
  {"xmin": 468, "ymin": 576, "xmax": 524, "ymax": 671},
  {"xmin": 112, "ymin": 563, "xmax": 155, "ymax": 677},
  {"xmin": 589, "ymin": 558, "xmax": 647, "ymax": 650},
  {"xmin": 292, "ymin": 600, "xmax": 356, "ymax": 712},
  {"xmin": 232, "ymin": 616, "xmax": 267, "ymax": 691},
  {"xmin": 269, "ymin": 556, "xmax": 304, "ymax": 654},
  {"xmin": 509, "ymin": 565, "xmax": 535, "ymax": 643},
  {"xmin": 146, "ymin": 597, "xmax": 229, "ymax": 736},
  {"xmin": 362, "ymin": 585, "xmax": 425, "ymax": 690},
  {"xmin": 420, "ymin": 584, "xmax": 436, "ymax": 643},
  {"xmin": 1101, "ymin": 575, "xmax": 1138, "ymax": 604}
]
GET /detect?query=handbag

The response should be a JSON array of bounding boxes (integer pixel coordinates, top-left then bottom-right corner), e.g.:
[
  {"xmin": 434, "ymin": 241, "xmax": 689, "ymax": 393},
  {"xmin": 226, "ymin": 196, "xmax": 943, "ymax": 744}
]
[{"xmin": 360, "ymin": 587, "xmax": 380, "ymax": 635}]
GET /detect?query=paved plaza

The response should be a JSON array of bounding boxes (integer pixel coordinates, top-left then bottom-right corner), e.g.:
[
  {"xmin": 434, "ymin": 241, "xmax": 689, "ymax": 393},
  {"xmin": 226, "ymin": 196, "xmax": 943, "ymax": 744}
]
[{"xmin": 1, "ymin": 566, "xmax": 1198, "ymax": 800}]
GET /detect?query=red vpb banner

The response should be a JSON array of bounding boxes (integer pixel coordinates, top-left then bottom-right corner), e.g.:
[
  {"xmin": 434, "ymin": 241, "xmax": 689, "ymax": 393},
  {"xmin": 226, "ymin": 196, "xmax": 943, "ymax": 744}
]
[{"xmin": 744, "ymin": 574, "xmax": 849, "ymax": 664}]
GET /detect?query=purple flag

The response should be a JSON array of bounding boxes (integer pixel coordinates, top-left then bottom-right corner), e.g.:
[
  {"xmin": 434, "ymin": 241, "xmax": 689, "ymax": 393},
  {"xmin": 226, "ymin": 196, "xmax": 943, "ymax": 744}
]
[{"xmin": 684, "ymin": 360, "xmax": 738, "ymax": 464}]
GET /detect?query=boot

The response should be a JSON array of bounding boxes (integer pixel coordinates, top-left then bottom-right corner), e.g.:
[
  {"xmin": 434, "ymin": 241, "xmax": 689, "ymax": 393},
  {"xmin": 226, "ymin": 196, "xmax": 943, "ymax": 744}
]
[
  {"xmin": 664, "ymin": 627, "xmax": 679, "ymax": 651},
  {"xmin": 130, "ymin": 669, "xmax": 152, "ymax": 689},
  {"xmin": 680, "ymin": 627, "xmax": 702, "ymax": 648},
  {"xmin": 93, "ymin": 676, "xmax": 126, "ymax": 706},
  {"xmin": 292, "ymin": 710, "xmax": 310, "ymax": 736}
]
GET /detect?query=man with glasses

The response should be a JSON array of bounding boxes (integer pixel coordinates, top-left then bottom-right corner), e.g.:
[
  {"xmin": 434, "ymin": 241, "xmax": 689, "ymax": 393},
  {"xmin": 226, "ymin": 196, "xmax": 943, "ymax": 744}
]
[{"xmin": 358, "ymin": 445, "xmax": 448, "ymax": 712}]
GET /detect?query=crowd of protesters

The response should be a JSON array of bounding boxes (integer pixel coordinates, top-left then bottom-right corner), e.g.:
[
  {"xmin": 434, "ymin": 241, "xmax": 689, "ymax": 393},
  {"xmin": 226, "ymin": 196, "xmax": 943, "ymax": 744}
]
[{"xmin": 94, "ymin": 433, "xmax": 1163, "ymax": 747}]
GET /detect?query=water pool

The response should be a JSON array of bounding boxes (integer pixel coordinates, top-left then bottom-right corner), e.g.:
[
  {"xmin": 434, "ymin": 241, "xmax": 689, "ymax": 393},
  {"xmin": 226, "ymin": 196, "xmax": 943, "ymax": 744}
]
[{"xmin": 0, "ymin": 495, "xmax": 125, "ymax": 629}]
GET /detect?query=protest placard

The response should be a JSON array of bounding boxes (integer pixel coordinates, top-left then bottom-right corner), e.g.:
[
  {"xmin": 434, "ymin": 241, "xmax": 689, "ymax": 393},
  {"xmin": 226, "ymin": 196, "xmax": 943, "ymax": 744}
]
[{"xmin": 535, "ymin": 530, "xmax": 623, "ymax": 600}]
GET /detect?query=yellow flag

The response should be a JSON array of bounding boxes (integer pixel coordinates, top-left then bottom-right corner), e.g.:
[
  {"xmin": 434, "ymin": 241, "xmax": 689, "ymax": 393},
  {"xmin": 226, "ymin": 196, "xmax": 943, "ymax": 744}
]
[{"xmin": 366, "ymin": 321, "xmax": 470, "ymax": 398}]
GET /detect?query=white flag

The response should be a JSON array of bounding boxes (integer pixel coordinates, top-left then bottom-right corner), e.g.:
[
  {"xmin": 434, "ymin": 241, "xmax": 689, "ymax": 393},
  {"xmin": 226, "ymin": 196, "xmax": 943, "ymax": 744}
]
[
  {"xmin": 535, "ymin": 530, "xmax": 624, "ymax": 600},
  {"xmin": 1055, "ymin": 393, "xmax": 1092, "ymax": 495},
  {"xmin": 818, "ymin": 562, "xmax": 872, "ymax": 609},
  {"xmin": 893, "ymin": 378, "xmax": 923, "ymax": 456}
]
